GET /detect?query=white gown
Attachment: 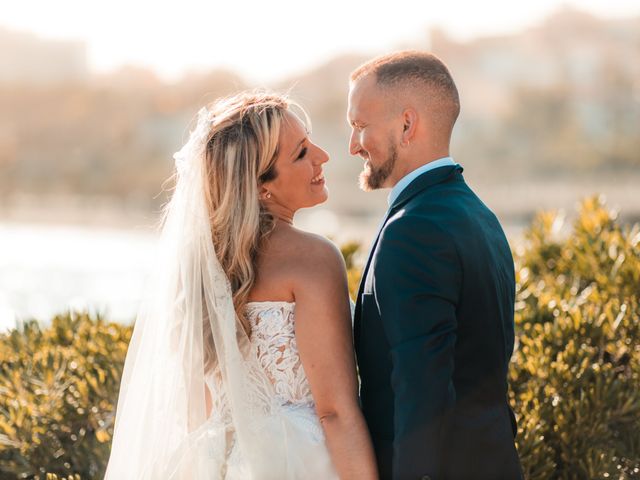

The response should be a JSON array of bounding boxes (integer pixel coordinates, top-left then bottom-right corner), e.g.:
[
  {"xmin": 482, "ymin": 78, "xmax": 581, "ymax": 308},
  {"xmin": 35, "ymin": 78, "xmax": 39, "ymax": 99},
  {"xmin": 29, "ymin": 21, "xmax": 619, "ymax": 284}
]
[{"xmin": 195, "ymin": 301, "xmax": 338, "ymax": 479}]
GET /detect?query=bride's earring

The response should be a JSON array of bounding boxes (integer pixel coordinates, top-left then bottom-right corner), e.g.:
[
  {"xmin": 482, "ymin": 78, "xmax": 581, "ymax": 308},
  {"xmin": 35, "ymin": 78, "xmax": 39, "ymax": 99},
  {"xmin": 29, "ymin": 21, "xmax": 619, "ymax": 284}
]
[{"xmin": 265, "ymin": 192, "xmax": 272, "ymax": 199}]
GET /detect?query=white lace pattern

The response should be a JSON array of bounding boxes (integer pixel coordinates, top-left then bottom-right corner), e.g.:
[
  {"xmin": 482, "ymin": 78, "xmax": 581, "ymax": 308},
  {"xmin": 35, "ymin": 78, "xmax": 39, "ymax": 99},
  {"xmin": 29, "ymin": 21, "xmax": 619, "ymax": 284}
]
[
  {"xmin": 245, "ymin": 301, "xmax": 314, "ymax": 407},
  {"xmin": 200, "ymin": 301, "xmax": 333, "ymax": 479}
]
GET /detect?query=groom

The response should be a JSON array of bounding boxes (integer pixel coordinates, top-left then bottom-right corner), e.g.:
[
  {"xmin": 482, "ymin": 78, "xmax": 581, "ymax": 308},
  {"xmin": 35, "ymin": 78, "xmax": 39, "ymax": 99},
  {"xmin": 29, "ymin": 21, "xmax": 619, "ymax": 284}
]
[{"xmin": 349, "ymin": 51, "xmax": 523, "ymax": 479}]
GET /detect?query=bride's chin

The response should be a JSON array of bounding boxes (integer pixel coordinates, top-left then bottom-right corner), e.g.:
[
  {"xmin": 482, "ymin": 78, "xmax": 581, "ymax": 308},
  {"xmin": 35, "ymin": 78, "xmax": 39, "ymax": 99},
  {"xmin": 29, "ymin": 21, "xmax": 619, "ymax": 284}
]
[{"xmin": 310, "ymin": 190, "xmax": 329, "ymax": 206}]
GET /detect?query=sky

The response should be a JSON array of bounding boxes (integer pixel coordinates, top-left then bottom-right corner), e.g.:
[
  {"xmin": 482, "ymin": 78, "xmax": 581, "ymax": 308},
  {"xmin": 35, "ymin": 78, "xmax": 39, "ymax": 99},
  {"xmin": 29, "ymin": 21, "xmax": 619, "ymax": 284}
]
[{"xmin": 2, "ymin": 0, "xmax": 639, "ymax": 83}]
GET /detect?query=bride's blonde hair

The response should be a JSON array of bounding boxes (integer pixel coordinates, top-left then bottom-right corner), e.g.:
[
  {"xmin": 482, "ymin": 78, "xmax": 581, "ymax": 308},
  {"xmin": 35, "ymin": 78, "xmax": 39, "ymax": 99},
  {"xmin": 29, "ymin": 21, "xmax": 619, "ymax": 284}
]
[{"xmin": 200, "ymin": 91, "xmax": 305, "ymax": 345}]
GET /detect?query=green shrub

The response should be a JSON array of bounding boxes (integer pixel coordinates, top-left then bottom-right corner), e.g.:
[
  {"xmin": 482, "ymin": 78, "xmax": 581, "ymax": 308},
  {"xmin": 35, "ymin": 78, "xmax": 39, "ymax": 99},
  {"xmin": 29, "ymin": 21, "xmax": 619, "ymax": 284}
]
[
  {"xmin": 0, "ymin": 197, "xmax": 638, "ymax": 479},
  {"xmin": 0, "ymin": 312, "xmax": 131, "ymax": 479},
  {"xmin": 340, "ymin": 240, "xmax": 364, "ymax": 299},
  {"xmin": 511, "ymin": 196, "xmax": 640, "ymax": 479}
]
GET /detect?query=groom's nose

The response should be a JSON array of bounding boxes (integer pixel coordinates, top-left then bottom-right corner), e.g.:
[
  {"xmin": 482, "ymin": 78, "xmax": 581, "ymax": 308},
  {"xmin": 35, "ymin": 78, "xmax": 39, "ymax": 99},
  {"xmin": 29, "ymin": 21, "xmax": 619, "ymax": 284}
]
[{"xmin": 349, "ymin": 130, "xmax": 361, "ymax": 156}]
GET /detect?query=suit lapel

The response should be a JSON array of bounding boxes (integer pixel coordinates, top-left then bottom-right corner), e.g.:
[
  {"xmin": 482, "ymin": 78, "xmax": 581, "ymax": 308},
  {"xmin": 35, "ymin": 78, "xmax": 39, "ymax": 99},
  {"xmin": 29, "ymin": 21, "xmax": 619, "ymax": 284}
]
[
  {"xmin": 354, "ymin": 164, "xmax": 464, "ymax": 336},
  {"xmin": 356, "ymin": 209, "xmax": 393, "ymax": 297}
]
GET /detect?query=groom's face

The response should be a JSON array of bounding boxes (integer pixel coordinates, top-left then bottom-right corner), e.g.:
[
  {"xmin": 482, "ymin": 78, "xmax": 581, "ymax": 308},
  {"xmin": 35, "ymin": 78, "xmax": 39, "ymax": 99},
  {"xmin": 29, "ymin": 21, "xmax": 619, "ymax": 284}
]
[{"xmin": 347, "ymin": 75, "xmax": 400, "ymax": 191}]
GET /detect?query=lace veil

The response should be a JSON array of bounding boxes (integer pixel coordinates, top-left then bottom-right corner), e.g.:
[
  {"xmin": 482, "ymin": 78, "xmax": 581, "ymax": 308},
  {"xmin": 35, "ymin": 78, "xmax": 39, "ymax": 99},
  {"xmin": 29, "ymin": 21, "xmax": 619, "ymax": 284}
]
[{"xmin": 104, "ymin": 105, "xmax": 324, "ymax": 479}]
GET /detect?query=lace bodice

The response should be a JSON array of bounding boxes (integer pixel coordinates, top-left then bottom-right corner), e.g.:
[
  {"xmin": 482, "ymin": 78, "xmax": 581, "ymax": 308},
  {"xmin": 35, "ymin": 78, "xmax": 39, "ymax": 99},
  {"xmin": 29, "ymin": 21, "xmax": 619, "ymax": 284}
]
[
  {"xmin": 199, "ymin": 301, "xmax": 337, "ymax": 479},
  {"xmin": 245, "ymin": 301, "xmax": 313, "ymax": 406},
  {"xmin": 205, "ymin": 300, "xmax": 314, "ymax": 422}
]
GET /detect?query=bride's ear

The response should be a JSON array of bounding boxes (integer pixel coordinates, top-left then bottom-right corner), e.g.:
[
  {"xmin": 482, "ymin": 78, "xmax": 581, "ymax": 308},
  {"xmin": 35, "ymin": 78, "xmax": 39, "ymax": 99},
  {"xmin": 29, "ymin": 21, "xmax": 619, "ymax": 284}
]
[{"xmin": 258, "ymin": 184, "xmax": 272, "ymax": 200}]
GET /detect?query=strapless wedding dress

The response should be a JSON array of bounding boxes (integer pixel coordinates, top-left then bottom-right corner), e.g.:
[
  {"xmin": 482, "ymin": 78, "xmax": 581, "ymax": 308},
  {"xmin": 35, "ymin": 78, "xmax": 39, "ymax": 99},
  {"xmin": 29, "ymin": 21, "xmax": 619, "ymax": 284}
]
[{"xmin": 195, "ymin": 301, "xmax": 338, "ymax": 479}]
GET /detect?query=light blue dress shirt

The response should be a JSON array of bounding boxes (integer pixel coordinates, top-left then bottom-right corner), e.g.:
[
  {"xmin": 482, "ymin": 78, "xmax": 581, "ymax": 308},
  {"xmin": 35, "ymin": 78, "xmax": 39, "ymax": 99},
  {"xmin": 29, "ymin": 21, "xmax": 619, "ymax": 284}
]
[{"xmin": 387, "ymin": 156, "xmax": 456, "ymax": 206}]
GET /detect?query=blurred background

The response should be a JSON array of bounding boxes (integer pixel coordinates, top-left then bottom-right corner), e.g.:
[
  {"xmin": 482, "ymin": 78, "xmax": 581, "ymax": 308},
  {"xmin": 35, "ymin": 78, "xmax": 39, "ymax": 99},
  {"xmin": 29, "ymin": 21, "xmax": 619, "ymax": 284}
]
[{"xmin": 1, "ymin": 0, "xmax": 639, "ymax": 329}]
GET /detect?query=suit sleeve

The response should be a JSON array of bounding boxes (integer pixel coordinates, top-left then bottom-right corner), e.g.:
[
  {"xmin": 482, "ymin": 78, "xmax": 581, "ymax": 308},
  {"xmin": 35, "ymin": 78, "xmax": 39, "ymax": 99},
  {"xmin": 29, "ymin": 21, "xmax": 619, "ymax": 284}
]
[{"xmin": 373, "ymin": 214, "xmax": 461, "ymax": 479}]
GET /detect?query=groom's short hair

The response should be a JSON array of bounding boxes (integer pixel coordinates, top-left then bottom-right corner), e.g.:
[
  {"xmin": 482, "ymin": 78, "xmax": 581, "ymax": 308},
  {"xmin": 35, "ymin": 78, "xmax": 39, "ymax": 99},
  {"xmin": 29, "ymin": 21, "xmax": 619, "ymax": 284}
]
[{"xmin": 351, "ymin": 51, "xmax": 460, "ymax": 128}]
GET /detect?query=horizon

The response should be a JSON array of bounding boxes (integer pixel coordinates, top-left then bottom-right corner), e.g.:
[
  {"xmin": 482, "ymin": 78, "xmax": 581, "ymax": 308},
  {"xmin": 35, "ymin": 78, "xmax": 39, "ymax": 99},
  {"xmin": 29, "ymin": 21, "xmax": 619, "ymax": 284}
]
[{"xmin": 1, "ymin": 0, "xmax": 639, "ymax": 84}]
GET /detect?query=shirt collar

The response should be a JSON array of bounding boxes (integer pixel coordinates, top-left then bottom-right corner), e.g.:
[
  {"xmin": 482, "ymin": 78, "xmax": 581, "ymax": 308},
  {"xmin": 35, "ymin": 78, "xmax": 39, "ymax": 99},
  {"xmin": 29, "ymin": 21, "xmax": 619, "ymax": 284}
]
[{"xmin": 387, "ymin": 156, "xmax": 456, "ymax": 206}]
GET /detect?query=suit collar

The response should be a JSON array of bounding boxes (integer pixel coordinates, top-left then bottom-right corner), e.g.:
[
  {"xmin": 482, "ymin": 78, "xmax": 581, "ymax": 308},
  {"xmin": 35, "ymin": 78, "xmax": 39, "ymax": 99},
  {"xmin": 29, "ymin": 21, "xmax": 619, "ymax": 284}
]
[
  {"xmin": 387, "ymin": 157, "xmax": 455, "ymax": 206},
  {"xmin": 389, "ymin": 164, "xmax": 463, "ymax": 212}
]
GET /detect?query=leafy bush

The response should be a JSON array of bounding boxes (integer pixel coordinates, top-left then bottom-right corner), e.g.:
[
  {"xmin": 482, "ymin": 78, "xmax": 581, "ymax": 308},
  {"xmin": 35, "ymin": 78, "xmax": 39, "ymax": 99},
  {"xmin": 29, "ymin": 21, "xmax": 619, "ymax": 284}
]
[
  {"xmin": 0, "ymin": 312, "xmax": 131, "ymax": 479},
  {"xmin": 340, "ymin": 240, "xmax": 363, "ymax": 300},
  {"xmin": 510, "ymin": 196, "xmax": 640, "ymax": 479},
  {"xmin": 0, "ymin": 197, "xmax": 638, "ymax": 479}
]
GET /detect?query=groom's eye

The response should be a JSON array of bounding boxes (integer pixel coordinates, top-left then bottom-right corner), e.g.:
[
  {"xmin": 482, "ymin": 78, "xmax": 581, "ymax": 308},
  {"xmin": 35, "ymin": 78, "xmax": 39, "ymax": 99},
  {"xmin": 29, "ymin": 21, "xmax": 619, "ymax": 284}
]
[{"xmin": 296, "ymin": 147, "xmax": 308, "ymax": 160}]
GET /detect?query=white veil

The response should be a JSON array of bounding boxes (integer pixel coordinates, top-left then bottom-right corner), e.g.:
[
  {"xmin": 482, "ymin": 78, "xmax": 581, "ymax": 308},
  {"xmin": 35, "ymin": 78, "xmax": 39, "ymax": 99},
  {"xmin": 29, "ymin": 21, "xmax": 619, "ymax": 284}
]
[{"xmin": 104, "ymin": 106, "xmax": 333, "ymax": 479}]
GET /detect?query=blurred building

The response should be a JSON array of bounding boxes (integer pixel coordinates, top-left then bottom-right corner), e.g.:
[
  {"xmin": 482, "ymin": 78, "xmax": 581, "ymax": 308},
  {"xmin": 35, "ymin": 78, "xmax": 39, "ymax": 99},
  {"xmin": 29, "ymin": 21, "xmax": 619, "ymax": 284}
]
[
  {"xmin": 0, "ymin": 8, "xmax": 638, "ymax": 223},
  {"xmin": 0, "ymin": 27, "xmax": 88, "ymax": 85},
  {"xmin": 430, "ymin": 7, "xmax": 640, "ymax": 117}
]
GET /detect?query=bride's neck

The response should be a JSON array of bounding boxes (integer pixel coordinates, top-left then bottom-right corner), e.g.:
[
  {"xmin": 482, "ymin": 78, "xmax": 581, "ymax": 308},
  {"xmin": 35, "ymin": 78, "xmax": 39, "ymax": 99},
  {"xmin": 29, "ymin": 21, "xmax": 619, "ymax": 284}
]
[
  {"xmin": 265, "ymin": 203, "xmax": 295, "ymax": 225},
  {"xmin": 273, "ymin": 215, "xmax": 294, "ymax": 227}
]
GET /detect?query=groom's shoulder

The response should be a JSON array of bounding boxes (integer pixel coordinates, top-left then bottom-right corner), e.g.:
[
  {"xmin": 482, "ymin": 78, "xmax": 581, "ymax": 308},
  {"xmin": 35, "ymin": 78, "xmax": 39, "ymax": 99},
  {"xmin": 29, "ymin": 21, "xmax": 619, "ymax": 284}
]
[
  {"xmin": 405, "ymin": 175, "xmax": 486, "ymax": 216},
  {"xmin": 396, "ymin": 187, "xmax": 456, "ymax": 224},
  {"xmin": 381, "ymin": 209, "xmax": 452, "ymax": 249},
  {"xmin": 383, "ymin": 183, "xmax": 480, "ymax": 241}
]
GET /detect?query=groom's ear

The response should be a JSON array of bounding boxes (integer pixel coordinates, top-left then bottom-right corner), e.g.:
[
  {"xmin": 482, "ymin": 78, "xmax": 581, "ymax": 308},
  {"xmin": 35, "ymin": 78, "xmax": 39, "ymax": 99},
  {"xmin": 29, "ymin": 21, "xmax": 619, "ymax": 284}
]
[{"xmin": 401, "ymin": 108, "xmax": 417, "ymax": 146}]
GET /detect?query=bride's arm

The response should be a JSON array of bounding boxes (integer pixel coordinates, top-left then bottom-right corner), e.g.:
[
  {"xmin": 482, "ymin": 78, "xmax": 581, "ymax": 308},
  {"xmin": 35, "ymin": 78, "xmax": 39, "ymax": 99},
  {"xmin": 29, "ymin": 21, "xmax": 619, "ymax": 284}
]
[{"xmin": 293, "ymin": 238, "xmax": 378, "ymax": 480}]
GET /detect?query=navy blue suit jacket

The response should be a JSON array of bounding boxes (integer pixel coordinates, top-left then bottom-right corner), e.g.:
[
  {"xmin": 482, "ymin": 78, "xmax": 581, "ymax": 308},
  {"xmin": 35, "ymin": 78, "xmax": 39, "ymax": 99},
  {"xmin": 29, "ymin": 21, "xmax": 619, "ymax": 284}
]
[{"xmin": 354, "ymin": 165, "xmax": 523, "ymax": 480}]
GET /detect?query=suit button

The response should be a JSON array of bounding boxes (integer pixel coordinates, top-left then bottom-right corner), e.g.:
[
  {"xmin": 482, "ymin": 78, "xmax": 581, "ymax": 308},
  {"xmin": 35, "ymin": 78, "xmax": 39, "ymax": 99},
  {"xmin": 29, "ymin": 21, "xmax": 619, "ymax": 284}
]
[{"xmin": 421, "ymin": 476, "xmax": 432, "ymax": 480}]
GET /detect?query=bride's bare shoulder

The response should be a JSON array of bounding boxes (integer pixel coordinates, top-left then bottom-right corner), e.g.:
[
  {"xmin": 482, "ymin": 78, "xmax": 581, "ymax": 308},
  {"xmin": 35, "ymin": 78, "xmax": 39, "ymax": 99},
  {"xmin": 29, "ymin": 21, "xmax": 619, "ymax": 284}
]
[
  {"xmin": 252, "ymin": 225, "xmax": 346, "ymax": 301},
  {"xmin": 266, "ymin": 226, "xmax": 346, "ymax": 277},
  {"xmin": 278, "ymin": 228, "xmax": 349, "ymax": 305},
  {"xmin": 294, "ymin": 228, "xmax": 344, "ymax": 267}
]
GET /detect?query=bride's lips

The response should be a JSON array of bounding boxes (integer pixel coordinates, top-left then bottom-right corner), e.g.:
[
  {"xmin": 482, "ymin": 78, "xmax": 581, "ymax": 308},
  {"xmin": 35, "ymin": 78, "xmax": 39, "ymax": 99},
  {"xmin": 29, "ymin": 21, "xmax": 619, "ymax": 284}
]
[{"xmin": 311, "ymin": 172, "xmax": 325, "ymax": 185}]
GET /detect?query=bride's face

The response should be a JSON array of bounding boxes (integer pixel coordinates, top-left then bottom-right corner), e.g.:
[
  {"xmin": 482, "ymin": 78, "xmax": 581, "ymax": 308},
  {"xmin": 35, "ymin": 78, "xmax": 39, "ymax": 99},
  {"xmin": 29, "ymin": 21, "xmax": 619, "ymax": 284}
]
[{"xmin": 261, "ymin": 110, "xmax": 329, "ymax": 211}]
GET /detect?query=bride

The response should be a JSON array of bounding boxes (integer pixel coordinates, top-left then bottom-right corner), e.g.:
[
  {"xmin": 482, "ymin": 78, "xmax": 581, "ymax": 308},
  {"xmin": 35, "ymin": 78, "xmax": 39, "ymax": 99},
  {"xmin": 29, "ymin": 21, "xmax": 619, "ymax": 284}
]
[{"xmin": 104, "ymin": 92, "xmax": 377, "ymax": 479}]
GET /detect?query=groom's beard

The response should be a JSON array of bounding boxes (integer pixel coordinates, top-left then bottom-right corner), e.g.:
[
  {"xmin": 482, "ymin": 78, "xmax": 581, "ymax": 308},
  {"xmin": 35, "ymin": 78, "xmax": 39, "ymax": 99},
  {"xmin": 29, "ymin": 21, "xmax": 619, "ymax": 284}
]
[{"xmin": 359, "ymin": 142, "xmax": 398, "ymax": 191}]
